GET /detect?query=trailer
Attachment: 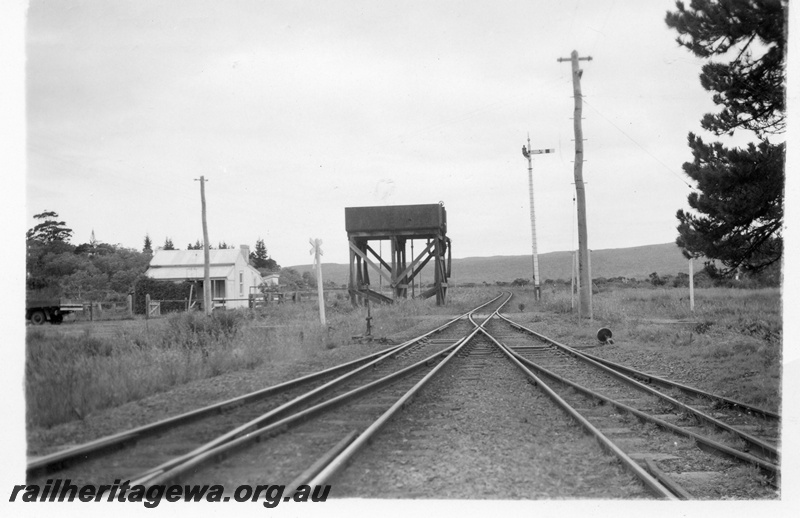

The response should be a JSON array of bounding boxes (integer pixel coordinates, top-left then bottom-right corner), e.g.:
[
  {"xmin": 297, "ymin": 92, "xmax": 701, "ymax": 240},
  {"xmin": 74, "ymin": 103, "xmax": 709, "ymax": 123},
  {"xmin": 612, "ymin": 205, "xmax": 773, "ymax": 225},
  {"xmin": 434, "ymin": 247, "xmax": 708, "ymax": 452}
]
[{"xmin": 26, "ymin": 297, "xmax": 84, "ymax": 325}]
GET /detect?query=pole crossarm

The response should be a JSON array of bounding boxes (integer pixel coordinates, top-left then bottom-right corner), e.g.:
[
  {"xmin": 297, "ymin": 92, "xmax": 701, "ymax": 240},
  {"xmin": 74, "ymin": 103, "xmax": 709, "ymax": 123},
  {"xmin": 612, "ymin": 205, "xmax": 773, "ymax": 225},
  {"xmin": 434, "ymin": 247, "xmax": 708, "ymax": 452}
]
[{"xmin": 557, "ymin": 56, "xmax": 593, "ymax": 62}]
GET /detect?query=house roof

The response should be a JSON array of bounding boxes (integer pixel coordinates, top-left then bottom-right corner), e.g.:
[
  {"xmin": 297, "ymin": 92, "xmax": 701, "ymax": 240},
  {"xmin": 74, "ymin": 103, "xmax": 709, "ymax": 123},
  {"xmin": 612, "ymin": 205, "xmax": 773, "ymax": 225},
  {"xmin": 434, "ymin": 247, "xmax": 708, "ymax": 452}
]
[
  {"xmin": 148, "ymin": 249, "xmax": 244, "ymax": 267},
  {"xmin": 145, "ymin": 248, "xmax": 264, "ymax": 283}
]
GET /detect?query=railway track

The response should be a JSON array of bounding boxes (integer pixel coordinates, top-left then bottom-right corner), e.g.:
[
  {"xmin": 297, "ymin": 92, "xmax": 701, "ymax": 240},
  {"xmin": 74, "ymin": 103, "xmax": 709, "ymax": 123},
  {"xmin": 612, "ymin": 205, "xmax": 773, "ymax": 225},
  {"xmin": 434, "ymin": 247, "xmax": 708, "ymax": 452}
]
[
  {"xmin": 314, "ymin": 296, "xmax": 779, "ymax": 500},
  {"xmin": 332, "ymin": 332, "xmax": 655, "ymax": 498},
  {"xmin": 27, "ymin": 346, "xmax": 400, "ymax": 480},
  {"xmin": 28, "ymin": 292, "xmax": 779, "ymax": 500},
  {"xmin": 27, "ymin": 294, "xmax": 508, "ymax": 489},
  {"xmin": 480, "ymin": 313, "xmax": 780, "ymax": 499}
]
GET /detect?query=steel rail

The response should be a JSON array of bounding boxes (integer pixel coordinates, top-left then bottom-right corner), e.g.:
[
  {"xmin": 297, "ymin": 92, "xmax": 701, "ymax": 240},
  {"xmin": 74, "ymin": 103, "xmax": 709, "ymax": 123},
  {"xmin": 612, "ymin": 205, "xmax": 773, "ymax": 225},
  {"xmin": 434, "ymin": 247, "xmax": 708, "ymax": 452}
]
[
  {"xmin": 505, "ymin": 343, "xmax": 779, "ymax": 477},
  {"xmin": 499, "ymin": 313, "xmax": 780, "ymax": 421},
  {"xmin": 130, "ymin": 294, "xmax": 508, "ymax": 486},
  {"xmin": 303, "ymin": 293, "xmax": 514, "ymax": 488},
  {"xmin": 287, "ymin": 430, "xmax": 360, "ymax": 491},
  {"xmin": 26, "ymin": 341, "xmax": 407, "ymax": 477},
  {"xmin": 574, "ymin": 349, "xmax": 780, "ymax": 421},
  {"xmin": 133, "ymin": 335, "xmax": 468, "ymax": 486},
  {"xmin": 642, "ymin": 458, "xmax": 694, "ymax": 500},
  {"xmin": 477, "ymin": 326, "xmax": 678, "ymax": 500},
  {"xmin": 29, "ymin": 296, "xmax": 500, "ymax": 479},
  {"xmin": 496, "ymin": 313, "xmax": 780, "ymax": 463}
]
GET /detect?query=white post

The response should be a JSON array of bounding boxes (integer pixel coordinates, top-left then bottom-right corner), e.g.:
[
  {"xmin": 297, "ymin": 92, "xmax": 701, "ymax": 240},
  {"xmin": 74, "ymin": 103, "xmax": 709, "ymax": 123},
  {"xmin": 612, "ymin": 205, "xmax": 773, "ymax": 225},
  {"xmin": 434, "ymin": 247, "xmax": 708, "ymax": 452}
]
[
  {"xmin": 689, "ymin": 257, "xmax": 695, "ymax": 312},
  {"xmin": 575, "ymin": 250, "xmax": 581, "ymax": 320},
  {"xmin": 588, "ymin": 248, "xmax": 593, "ymax": 321},
  {"xmin": 310, "ymin": 238, "xmax": 326, "ymax": 326},
  {"xmin": 571, "ymin": 250, "xmax": 576, "ymax": 310}
]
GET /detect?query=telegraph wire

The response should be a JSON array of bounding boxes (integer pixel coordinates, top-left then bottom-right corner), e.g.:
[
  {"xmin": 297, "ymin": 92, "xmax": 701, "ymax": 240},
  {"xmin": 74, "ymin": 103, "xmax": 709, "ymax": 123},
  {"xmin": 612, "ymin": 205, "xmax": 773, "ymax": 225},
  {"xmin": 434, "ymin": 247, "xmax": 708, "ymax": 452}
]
[{"xmin": 581, "ymin": 97, "xmax": 694, "ymax": 189}]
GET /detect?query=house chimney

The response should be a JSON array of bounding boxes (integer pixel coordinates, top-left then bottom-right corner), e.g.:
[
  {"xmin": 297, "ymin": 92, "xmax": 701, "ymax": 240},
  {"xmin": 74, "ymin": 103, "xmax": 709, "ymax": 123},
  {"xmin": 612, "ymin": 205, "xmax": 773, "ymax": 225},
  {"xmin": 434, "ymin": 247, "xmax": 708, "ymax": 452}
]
[{"xmin": 240, "ymin": 244, "xmax": 250, "ymax": 262}]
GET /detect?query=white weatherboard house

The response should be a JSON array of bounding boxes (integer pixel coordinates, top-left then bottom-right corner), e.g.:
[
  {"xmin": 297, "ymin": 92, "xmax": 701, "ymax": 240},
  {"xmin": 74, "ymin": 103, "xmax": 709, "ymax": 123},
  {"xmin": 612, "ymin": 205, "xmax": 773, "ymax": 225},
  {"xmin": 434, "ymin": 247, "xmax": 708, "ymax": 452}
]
[
  {"xmin": 262, "ymin": 273, "xmax": 280, "ymax": 286},
  {"xmin": 145, "ymin": 246, "xmax": 263, "ymax": 309}
]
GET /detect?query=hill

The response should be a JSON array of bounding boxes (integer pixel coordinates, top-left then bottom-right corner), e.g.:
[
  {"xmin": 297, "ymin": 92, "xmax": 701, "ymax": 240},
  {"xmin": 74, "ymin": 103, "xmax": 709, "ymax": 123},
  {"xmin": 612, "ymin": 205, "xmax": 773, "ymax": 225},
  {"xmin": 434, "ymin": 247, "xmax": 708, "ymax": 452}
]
[{"xmin": 287, "ymin": 243, "xmax": 691, "ymax": 287}]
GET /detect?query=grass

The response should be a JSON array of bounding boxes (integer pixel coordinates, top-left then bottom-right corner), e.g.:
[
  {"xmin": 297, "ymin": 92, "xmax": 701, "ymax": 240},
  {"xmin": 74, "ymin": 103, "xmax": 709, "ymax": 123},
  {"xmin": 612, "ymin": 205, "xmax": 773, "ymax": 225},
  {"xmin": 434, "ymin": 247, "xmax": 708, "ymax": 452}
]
[
  {"xmin": 25, "ymin": 291, "xmax": 465, "ymax": 428},
  {"xmin": 25, "ymin": 284, "xmax": 782, "ymax": 428},
  {"xmin": 506, "ymin": 285, "xmax": 782, "ymax": 412}
]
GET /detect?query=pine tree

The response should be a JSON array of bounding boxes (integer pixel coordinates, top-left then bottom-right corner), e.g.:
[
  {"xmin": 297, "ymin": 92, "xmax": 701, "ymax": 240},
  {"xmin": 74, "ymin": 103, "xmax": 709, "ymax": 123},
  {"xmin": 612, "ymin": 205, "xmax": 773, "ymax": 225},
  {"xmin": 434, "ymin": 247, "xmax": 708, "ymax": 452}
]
[
  {"xmin": 249, "ymin": 238, "xmax": 279, "ymax": 270},
  {"xmin": 666, "ymin": 0, "xmax": 786, "ymax": 274},
  {"xmin": 676, "ymin": 137, "xmax": 783, "ymax": 272},
  {"xmin": 163, "ymin": 237, "xmax": 175, "ymax": 250},
  {"xmin": 250, "ymin": 238, "xmax": 270, "ymax": 269},
  {"xmin": 26, "ymin": 210, "xmax": 73, "ymax": 244},
  {"xmin": 143, "ymin": 234, "xmax": 153, "ymax": 254}
]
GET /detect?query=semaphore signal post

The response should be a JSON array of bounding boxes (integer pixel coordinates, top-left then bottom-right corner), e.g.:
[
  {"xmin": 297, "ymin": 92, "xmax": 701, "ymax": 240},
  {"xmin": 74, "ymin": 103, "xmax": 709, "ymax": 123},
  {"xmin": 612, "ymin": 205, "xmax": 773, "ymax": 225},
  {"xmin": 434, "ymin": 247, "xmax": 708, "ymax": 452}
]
[{"xmin": 522, "ymin": 136, "xmax": 554, "ymax": 301}]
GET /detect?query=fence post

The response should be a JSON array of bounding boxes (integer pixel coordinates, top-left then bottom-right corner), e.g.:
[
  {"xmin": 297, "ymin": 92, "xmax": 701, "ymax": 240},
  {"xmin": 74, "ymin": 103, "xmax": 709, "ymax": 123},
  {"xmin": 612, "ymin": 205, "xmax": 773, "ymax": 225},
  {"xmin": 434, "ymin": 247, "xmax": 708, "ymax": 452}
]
[
  {"xmin": 689, "ymin": 258, "xmax": 695, "ymax": 312},
  {"xmin": 145, "ymin": 294, "xmax": 150, "ymax": 320},
  {"xmin": 127, "ymin": 294, "xmax": 133, "ymax": 316}
]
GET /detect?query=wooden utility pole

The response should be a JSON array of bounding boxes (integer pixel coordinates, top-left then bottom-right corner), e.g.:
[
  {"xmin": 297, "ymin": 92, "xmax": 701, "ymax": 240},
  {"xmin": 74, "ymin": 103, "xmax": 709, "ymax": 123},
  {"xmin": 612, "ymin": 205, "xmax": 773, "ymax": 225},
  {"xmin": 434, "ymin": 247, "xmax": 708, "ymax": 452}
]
[
  {"xmin": 558, "ymin": 50, "xmax": 593, "ymax": 319},
  {"xmin": 522, "ymin": 135, "xmax": 554, "ymax": 301},
  {"xmin": 196, "ymin": 176, "xmax": 212, "ymax": 316}
]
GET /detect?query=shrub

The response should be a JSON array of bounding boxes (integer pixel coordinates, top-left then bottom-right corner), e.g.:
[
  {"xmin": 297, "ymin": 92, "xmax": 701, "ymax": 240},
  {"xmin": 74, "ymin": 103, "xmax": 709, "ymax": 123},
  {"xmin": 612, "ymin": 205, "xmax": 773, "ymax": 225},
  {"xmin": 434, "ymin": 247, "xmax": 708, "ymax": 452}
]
[
  {"xmin": 673, "ymin": 272, "xmax": 690, "ymax": 288},
  {"xmin": 133, "ymin": 277, "xmax": 195, "ymax": 314},
  {"xmin": 161, "ymin": 310, "xmax": 246, "ymax": 349},
  {"xmin": 649, "ymin": 272, "xmax": 666, "ymax": 286}
]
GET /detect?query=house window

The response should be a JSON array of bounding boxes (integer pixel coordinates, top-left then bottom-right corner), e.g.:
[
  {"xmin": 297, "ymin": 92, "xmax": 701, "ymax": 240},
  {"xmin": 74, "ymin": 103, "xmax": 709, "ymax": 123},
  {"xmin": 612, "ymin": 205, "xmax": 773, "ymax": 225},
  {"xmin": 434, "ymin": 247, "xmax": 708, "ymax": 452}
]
[
  {"xmin": 211, "ymin": 279, "xmax": 225, "ymax": 300},
  {"xmin": 239, "ymin": 271, "xmax": 244, "ymax": 297}
]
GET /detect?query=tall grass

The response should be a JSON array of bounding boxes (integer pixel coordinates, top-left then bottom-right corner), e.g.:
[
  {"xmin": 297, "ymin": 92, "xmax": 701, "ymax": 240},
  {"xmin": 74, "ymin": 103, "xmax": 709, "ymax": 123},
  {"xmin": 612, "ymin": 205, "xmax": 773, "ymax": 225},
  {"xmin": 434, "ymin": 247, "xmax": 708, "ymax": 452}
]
[
  {"xmin": 25, "ymin": 294, "xmax": 459, "ymax": 429},
  {"xmin": 504, "ymin": 285, "xmax": 782, "ymax": 411},
  {"xmin": 26, "ymin": 312, "xmax": 264, "ymax": 427}
]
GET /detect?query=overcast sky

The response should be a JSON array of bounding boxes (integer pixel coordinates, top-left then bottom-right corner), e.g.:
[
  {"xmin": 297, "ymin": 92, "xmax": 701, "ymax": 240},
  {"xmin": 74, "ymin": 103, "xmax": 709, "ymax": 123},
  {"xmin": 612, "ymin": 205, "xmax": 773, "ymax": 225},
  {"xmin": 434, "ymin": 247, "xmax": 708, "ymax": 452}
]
[
  {"xmin": 19, "ymin": 0, "xmax": 785, "ymax": 267},
  {"xmin": 4, "ymin": 2, "xmax": 800, "ymax": 509}
]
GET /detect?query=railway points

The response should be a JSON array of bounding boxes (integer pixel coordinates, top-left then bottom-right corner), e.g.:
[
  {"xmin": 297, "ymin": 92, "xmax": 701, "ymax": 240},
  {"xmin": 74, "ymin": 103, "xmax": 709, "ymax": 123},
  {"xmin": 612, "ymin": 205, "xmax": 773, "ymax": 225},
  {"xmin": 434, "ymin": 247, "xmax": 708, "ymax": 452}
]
[{"xmin": 26, "ymin": 292, "xmax": 780, "ymax": 500}]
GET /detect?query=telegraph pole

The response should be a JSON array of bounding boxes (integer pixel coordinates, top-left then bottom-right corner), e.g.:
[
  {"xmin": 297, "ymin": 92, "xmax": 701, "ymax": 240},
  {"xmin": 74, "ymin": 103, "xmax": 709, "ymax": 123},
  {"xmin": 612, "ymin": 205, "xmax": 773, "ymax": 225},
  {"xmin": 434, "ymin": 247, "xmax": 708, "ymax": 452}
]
[
  {"xmin": 522, "ymin": 136, "xmax": 554, "ymax": 301},
  {"xmin": 558, "ymin": 50, "xmax": 593, "ymax": 319},
  {"xmin": 195, "ymin": 176, "xmax": 212, "ymax": 316}
]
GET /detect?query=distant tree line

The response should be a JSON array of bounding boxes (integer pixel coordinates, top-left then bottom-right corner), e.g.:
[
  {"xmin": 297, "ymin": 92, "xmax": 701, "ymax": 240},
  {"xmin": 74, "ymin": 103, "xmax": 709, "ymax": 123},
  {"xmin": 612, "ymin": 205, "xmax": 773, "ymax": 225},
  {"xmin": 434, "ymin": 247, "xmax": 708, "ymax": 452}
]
[
  {"xmin": 494, "ymin": 263, "xmax": 778, "ymax": 290},
  {"xmin": 26, "ymin": 211, "xmax": 150, "ymax": 300},
  {"xmin": 27, "ymin": 211, "xmax": 284, "ymax": 301}
]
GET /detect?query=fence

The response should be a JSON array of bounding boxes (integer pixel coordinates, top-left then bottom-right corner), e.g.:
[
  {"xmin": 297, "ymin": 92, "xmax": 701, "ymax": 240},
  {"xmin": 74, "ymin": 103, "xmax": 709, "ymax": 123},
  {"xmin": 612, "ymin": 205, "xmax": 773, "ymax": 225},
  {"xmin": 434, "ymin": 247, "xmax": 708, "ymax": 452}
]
[
  {"xmin": 79, "ymin": 296, "xmax": 134, "ymax": 321},
  {"xmin": 248, "ymin": 288, "xmax": 350, "ymax": 308},
  {"xmin": 74, "ymin": 289, "xmax": 354, "ymax": 321}
]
